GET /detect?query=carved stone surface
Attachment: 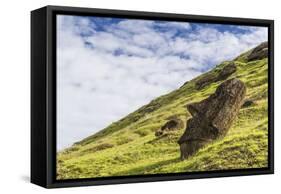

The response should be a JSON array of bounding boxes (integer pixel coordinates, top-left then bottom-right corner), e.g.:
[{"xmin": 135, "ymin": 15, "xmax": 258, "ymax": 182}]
[
  {"xmin": 247, "ymin": 42, "xmax": 268, "ymax": 61},
  {"xmin": 195, "ymin": 62, "xmax": 237, "ymax": 90},
  {"xmin": 216, "ymin": 62, "xmax": 237, "ymax": 81},
  {"xmin": 178, "ymin": 78, "xmax": 246, "ymax": 160},
  {"xmin": 195, "ymin": 74, "xmax": 217, "ymax": 90}
]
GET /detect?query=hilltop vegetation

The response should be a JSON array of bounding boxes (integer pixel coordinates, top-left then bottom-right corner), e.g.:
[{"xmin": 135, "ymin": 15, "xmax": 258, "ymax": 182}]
[{"xmin": 57, "ymin": 42, "xmax": 268, "ymax": 180}]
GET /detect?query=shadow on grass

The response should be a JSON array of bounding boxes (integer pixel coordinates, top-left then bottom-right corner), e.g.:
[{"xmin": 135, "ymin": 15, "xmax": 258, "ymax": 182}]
[{"xmin": 112, "ymin": 157, "xmax": 181, "ymax": 176}]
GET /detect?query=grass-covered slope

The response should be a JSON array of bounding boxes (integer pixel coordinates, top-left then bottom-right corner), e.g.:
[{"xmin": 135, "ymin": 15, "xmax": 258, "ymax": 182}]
[{"xmin": 57, "ymin": 45, "xmax": 268, "ymax": 179}]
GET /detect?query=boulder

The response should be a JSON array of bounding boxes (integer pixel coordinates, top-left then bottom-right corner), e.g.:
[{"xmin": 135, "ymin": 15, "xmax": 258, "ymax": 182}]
[
  {"xmin": 247, "ymin": 42, "xmax": 268, "ymax": 61},
  {"xmin": 216, "ymin": 62, "xmax": 237, "ymax": 81},
  {"xmin": 195, "ymin": 62, "xmax": 237, "ymax": 90},
  {"xmin": 155, "ymin": 117, "xmax": 184, "ymax": 137},
  {"xmin": 195, "ymin": 74, "xmax": 217, "ymax": 90},
  {"xmin": 178, "ymin": 78, "xmax": 246, "ymax": 159}
]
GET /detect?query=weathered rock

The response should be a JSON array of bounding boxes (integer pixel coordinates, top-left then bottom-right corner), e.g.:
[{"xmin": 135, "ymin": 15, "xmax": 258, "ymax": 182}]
[
  {"xmin": 178, "ymin": 78, "xmax": 246, "ymax": 160},
  {"xmin": 195, "ymin": 74, "xmax": 217, "ymax": 90},
  {"xmin": 195, "ymin": 63, "xmax": 237, "ymax": 90},
  {"xmin": 216, "ymin": 62, "xmax": 237, "ymax": 81},
  {"xmin": 155, "ymin": 117, "xmax": 184, "ymax": 137},
  {"xmin": 247, "ymin": 42, "xmax": 268, "ymax": 61}
]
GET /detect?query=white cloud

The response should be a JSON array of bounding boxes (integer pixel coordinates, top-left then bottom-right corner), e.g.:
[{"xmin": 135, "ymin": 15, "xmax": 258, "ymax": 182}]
[{"xmin": 57, "ymin": 15, "xmax": 267, "ymax": 150}]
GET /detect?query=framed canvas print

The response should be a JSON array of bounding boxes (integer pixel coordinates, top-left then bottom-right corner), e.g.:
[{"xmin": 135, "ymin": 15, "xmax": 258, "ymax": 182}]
[{"xmin": 31, "ymin": 5, "xmax": 274, "ymax": 188}]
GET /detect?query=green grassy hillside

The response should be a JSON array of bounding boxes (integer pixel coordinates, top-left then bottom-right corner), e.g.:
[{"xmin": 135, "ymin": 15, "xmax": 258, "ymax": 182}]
[{"xmin": 57, "ymin": 44, "xmax": 268, "ymax": 180}]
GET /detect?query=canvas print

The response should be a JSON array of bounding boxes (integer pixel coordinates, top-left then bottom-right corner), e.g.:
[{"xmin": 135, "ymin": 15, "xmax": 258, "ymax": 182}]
[{"xmin": 56, "ymin": 15, "xmax": 269, "ymax": 180}]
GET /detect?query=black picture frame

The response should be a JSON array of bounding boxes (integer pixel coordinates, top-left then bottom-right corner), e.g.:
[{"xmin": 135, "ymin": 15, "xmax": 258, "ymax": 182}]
[{"xmin": 31, "ymin": 5, "xmax": 274, "ymax": 188}]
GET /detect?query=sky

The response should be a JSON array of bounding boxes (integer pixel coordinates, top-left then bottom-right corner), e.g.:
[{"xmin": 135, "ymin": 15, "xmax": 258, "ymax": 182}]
[{"xmin": 57, "ymin": 15, "xmax": 268, "ymax": 150}]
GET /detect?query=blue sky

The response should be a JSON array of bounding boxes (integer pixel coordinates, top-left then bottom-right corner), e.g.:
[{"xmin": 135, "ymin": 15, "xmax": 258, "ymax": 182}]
[{"xmin": 57, "ymin": 15, "xmax": 267, "ymax": 150}]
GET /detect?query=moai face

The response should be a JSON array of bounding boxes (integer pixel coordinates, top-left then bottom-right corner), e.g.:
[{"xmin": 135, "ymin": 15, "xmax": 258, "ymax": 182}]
[{"xmin": 178, "ymin": 78, "xmax": 246, "ymax": 160}]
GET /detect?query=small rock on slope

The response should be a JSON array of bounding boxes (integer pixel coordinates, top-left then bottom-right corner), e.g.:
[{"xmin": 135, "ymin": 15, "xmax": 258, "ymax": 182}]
[{"xmin": 155, "ymin": 116, "xmax": 184, "ymax": 137}]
